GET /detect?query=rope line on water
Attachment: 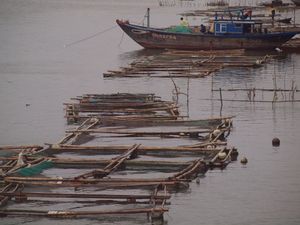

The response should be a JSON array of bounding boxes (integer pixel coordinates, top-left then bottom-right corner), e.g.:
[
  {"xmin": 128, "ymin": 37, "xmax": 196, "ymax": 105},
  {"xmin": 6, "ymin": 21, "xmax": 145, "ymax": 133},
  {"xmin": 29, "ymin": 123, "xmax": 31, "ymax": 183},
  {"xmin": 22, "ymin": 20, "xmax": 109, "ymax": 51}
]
[
  {"xmin": 118, "ymin": 31, "xmax": 125, "ymax": 47},
  {"xmin": 64, "ymin": 25, "xmax": 119, "ymax": 48}
]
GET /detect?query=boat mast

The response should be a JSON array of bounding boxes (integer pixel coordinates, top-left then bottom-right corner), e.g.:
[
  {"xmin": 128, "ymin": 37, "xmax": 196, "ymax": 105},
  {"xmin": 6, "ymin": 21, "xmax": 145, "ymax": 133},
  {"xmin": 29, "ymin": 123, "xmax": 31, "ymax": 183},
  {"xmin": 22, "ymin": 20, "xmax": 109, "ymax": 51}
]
[
  {"xmin": 147, "ymin": 8, "xmax": 150, "ymax": 28},
  {"xmin": 294, "ymin": 7, "xmax": 296, "ymax": 27}
]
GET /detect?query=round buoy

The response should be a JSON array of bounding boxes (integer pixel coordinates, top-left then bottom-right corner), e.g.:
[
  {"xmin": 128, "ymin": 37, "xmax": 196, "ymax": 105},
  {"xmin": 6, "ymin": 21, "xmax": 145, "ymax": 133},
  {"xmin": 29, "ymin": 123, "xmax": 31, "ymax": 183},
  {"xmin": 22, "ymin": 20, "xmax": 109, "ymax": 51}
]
[
  {"xmin": 196, "ymin": 177, "xmax": 200, "ymax": 184},
  {"xmin": 210, "ymin": 129, "xmax": 221, "ymax": 140},
  {"xmin": 224, "ymin": 118, "xmax": 232, "ymax": 126},
  {"xmin": 240, "ymin": 157, "xmax": 248, "ymax": 165},
  {"xmin": 272, "ymin": 138, "xmax": 280, "ymax": 147},
  {"xmin": 207, "ymin": 145, "xmax": 213, "ymax": 150},
  {"xmin": 213, "ymin": 129, "xmax": 221, "ymax": 137},
  {"xmin": 218, "ymin": 152, "xmax": 227, "ymax": 160},
  {"xmin": 256, "ymin": 59, "xmax": 262, "ymax": 65},
  {"xmin": 91, "ymin": 117, "xmax": 98, "ymax": 123}
]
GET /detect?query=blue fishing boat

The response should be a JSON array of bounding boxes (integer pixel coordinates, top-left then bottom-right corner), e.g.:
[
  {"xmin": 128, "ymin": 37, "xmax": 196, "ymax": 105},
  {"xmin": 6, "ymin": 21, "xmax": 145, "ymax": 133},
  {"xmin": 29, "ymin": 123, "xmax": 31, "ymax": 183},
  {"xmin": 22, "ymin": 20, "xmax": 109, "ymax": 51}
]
[{"xmin": 117, "ymin": 9, "xmax": 300, "ymax": 50}]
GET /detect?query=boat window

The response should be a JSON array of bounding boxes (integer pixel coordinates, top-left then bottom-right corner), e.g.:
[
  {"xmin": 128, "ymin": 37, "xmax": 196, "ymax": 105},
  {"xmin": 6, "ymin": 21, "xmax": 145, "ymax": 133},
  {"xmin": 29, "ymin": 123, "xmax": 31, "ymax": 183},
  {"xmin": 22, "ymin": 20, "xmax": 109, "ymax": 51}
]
[
  {"xmin": 235, "ymin": 24, "xmax": 242, "ymax": 28},
  {"xmin": 221, "ymin": 24, "xmax": 227, "ymax": 32},
  {"xmin": 243, "ymin": 24, "xmax": 251, "ymax": 33},
  {"xmin": 254, "ymin": 24, "xmax": 262, "ymax": 33}
]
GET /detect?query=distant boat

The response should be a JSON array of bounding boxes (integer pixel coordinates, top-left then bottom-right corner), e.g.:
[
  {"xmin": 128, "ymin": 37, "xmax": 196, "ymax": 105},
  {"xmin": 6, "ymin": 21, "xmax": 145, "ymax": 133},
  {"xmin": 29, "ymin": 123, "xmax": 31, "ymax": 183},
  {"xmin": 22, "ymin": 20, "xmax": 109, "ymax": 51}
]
[
  {"xmin": 117, "ymin": 9, "xmax": 300, "ymax": 50},
  {"xmin": 276, "ymin": 17, "xmax": 292, "ymax": 24},
  {"xmin": 291, "ymin": 0, "xmax": 300, "ymax": 6},
  {"xmin": 259, "ymin": 0, "xmax": 288, "ymax": 7}
]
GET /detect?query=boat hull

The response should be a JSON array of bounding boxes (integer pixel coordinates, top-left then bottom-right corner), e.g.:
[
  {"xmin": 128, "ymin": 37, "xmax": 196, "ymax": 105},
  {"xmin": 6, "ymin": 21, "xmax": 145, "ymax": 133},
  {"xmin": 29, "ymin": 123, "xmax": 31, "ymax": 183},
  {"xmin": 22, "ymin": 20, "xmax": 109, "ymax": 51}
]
[{"xmin": 117, "ymin": 20, "xmax": 299, "ymax": 50}]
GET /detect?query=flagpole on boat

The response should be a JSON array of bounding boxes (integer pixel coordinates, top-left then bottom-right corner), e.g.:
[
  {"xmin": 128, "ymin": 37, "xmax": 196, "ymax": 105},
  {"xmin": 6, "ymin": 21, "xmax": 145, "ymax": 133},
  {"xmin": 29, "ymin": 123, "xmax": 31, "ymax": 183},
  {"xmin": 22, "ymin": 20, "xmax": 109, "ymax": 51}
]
[{"xmin": 293, "ymin": 7, "xmax": 296, "ymax": 27}]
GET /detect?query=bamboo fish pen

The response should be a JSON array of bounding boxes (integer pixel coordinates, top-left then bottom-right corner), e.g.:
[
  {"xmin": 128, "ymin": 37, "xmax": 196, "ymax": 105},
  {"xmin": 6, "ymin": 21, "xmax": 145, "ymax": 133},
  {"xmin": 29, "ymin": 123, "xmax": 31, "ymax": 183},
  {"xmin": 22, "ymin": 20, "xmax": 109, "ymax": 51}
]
[{"xmin": 0, "ymin": 92, "xmax": 239, "ymax": 222}]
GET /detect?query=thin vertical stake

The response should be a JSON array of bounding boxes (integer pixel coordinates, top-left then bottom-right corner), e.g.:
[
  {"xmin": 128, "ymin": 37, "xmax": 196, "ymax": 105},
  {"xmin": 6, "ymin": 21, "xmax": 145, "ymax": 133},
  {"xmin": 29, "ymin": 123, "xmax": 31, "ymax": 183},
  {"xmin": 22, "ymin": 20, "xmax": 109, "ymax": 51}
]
[{"xmin": 219, "ymin": 88, "xmax": 223, "ymax": 116}]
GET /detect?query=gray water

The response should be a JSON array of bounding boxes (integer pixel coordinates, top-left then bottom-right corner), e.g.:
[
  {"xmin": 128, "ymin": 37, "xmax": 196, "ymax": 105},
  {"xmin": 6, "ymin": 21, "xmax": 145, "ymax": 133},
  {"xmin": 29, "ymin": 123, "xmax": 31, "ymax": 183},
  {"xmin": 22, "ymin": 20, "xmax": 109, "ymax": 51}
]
[{"xmin": 1, "ymin": 0, "xmax": 300, "ymax": 224}]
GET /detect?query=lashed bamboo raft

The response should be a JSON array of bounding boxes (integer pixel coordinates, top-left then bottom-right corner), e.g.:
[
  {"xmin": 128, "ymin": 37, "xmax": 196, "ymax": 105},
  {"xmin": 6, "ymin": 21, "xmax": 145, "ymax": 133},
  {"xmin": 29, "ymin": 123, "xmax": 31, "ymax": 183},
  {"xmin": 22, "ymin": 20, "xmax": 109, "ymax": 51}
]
[
  {"xmin": 64, "ymin": 93, "xmax": 234, "ymax": 129},
  {"xmin": 65, "ymin": 93, "xmax": 180, "ymax": 124},
  {"xmin": 103, "ymin": 50, "xmax": 273, "ymax": 78},
  {"xmin": 0, "ymin": 182, "xmax": 169, "ymax": 219},
  {"xmin": 45, "ymin": 144, "xmax": 237, "ymax": 162}
]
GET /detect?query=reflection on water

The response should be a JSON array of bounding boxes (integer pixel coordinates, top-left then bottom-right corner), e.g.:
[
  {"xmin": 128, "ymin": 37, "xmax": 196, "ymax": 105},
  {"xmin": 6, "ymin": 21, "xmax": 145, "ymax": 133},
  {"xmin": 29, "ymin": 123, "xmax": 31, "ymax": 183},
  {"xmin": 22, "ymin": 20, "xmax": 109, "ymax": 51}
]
[
  {"xmin": 1, "ymin": 0, "xmax": 300, "ymax": 225},
  {"xmin": 119, "ymin": 49, "xmax": 165, "ymax": 61}
]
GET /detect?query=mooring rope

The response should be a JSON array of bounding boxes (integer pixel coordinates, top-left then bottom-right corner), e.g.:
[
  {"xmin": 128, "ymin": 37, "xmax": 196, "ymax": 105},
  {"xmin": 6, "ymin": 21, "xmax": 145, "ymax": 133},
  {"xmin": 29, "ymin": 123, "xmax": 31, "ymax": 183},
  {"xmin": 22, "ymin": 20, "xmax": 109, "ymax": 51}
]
[
  {"xmin": 118, "ymin": 31, "xmax": 125, "ymax": 47},
  {"xmin": 64, "ymin": 25, "xmax": 119, "ymax": 48},
  {"xmin": 65, "ymin": 11, "xmax": 148, "ymax": 48}
]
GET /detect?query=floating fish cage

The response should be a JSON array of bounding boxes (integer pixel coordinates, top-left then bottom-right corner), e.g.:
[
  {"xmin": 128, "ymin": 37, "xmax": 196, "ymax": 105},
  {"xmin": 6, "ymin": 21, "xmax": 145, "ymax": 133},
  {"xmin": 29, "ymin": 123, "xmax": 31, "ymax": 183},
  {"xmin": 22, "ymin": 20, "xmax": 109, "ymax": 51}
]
[{"xmin": 0, "ymin": 93, "xmax": 238, "ymax": 222}]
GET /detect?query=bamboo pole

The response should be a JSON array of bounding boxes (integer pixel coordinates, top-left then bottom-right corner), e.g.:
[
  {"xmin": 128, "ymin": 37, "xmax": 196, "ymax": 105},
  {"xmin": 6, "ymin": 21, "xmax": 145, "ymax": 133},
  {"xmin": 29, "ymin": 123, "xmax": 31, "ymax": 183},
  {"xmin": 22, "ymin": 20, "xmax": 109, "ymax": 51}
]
[
  {"xmin": 0, "ymin": 145, "xmax": 43, "ymax": 151},
  {"xmin": 1, "ymin": 192, "xmax": 171, "ymax": 200},
  {"xmin": 4, "ymin": 176, "xmax": 189, "ymax": 183},
  {"xmin": 65, "ymin": 129, "xmax": 212, "ymax": 137},
  {"xmin": 0, "ymin": 156, "xmax": 191, "ymax": 169},
  {"xmin": 3, "ymin": 179, "xmax": 187, "ymax": 189},
  {"xmin": 46, "ymin": 144, "xmax": 227, "ymax": 154},
  {"xmin": 0, "ymin": 207, "xmax": 169, "ymax": 217},
  {"xmin": 74, "ymin": 144, "xmax": 140, "ymax": 179},
  {"xmin": 57, "ymin": 117, "xmax": 99, "ymax": 145}
]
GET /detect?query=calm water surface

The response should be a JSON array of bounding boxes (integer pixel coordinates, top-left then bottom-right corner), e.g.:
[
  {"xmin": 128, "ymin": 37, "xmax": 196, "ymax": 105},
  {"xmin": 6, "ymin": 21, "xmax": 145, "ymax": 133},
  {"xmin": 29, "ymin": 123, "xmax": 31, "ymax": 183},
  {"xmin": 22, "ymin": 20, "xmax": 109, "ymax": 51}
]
[{"xmin": 0, "ymin": 0, "xmax": 300, "ymax": 224}]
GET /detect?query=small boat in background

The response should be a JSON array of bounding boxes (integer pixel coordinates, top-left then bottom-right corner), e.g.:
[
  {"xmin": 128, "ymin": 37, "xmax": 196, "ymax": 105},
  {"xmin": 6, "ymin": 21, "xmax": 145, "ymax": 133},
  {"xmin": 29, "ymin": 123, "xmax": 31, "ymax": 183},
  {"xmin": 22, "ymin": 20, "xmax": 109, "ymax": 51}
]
[
  {"xmin": 260, "ymin": 0, "xmax": 288, "ymax": 7},
  {"xmin": 291, "ymin": 0, "xmax": 300, "ymax": 6},
  {"xmin": 276, "ymin": 17, "xmax": 292, "ymax": 23},
  {"xmin": 207, "ymin": 0, "xmax": 228, "ymax": 7},
  {"xmin": 117, "ymin": 8, "xmax": 300, "ymax": 50}
]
